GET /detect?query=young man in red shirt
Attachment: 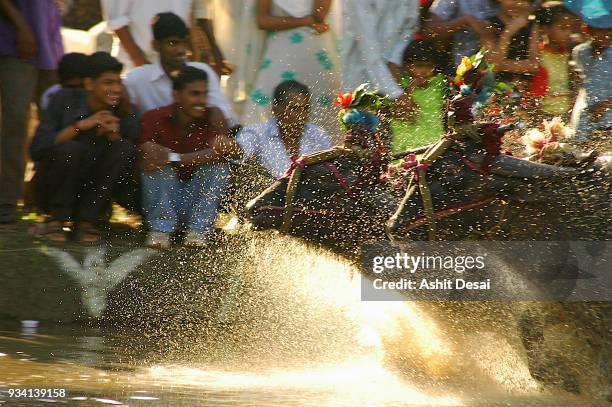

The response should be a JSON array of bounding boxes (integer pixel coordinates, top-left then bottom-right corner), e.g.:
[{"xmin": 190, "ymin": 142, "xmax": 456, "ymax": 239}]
[{"xmin": 139, "ymin": 66, "xmax": 231, "ymax": 249}]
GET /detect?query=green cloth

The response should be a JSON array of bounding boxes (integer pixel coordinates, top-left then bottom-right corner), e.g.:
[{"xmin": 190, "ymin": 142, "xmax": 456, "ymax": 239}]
[
  {"xmin": 540, "ymin": 50, "xmax": 572, "ymax": 116},
  {"xmin": 391, "ymin": 74, "xmax": 446, "ymax": 154}
]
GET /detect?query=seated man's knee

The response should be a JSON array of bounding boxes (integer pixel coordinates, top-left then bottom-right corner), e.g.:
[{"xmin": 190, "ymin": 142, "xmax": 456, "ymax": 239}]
[
  {"xmin": 50, "ymin": 140, "xmax": 89, "ymax": 166},
  {"xmin": 109, "ymin": 138, "xmax": 137, "ymax": 162},
  {"xmin": 141, "ymin": 165, "xmax": 176, "ymax": 183}
]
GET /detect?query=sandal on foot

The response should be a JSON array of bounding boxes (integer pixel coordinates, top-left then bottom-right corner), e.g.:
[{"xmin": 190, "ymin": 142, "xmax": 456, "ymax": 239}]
[{"xmin": 145, "ymin": 231, "xmax": 171, "ymax": 250}]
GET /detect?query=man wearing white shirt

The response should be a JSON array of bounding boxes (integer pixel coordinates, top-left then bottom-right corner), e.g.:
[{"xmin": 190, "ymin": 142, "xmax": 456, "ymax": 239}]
[
  {"xmin": 102, "ymin": 0, "xmax": 199, "ymax": 69},
  {"xmin": 123, "ymin": 12, "xmax": 238, "ymax": 126},
  {"xmin": 217, "ymin": 80, "xmax": 332, "ymax": 180}
]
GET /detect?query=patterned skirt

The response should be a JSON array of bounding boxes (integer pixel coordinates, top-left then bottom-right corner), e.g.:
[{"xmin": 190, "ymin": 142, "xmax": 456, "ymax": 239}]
[{"xmin": 241, "ymin": 26, "xmax": 342, "ymax": 141}]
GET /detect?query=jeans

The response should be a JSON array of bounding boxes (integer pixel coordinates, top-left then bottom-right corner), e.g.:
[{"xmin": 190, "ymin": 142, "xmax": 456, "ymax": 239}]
[{"xmin": 141, "ymin": 163, "xmax": 230, "ymax": 233}]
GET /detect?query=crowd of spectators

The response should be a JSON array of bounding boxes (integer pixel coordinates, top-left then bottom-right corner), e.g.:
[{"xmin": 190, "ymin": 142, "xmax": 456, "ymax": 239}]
[{"xmin": 0, "ymin": 0, "xmax": 610, "ymax": 249}]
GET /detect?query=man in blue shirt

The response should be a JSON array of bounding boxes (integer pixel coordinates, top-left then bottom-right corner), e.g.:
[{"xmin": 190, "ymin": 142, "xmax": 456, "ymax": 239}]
[{"xmin": 30, "ymin": 53, "xmax": 138, "ymax": 243}]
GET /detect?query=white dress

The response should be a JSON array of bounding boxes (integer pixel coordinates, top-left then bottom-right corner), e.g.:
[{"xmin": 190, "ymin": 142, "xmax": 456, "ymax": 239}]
[{"xmin": 240, "ymin": 0, "xmax": 342, "ymax": 139}]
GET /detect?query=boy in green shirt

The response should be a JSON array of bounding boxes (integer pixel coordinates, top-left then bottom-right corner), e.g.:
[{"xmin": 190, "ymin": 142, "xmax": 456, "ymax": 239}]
[
  {"xmin": 391, "ymin": 40, "xmax": 447, "ymax": 154},
  {"xmin": 531, "ymin": 2, "xmax": 580, "ymax": 118}
]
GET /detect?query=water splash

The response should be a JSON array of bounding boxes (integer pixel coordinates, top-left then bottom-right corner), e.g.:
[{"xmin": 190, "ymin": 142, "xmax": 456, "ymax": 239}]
[
  {"xmin": 147, "ymin": 360, "xmax": 460, "ymax": 406},
  {"xmin": 139, "ymin": 233, "xmax": 544, "ymax": 405}
]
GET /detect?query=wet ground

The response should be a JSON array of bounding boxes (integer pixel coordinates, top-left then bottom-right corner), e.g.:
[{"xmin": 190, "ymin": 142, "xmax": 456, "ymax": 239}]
[
  {"xmin": 0, "ymin": 323, "xmax": 609, "ymax": 407},
  {"xmin": 1, "ymin": 230, "xmax": 610, "ymax": 406}
]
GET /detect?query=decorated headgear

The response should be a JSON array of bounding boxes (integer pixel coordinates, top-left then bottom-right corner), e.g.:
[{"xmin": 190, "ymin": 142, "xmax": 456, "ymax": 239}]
[
  {"xmin": 334, "ymin": 84, "xmax": 386, "ymax": 132},
  {"xmin": 523, "ymin": 117, "xmax": 575, "ymax": 156},
  {"xmin": 453, "ymin": 49, "xmax": 487, "ymax": 86},
  {"xmin": 522, "ymin": 118, "xmax": 594, "ymax": 165},
  {"xmin": 449, "ymin": 49, "xmax": 516, "ymax": 123},
  {"xmin": 453, "ymin": 49, "xmax": 512, "ymax": 101}
]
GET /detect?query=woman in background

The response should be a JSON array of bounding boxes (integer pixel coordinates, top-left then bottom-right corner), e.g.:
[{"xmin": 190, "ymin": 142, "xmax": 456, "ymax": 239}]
[{"xmin": 241, "ymin": 0, "xmax": 341, "ymax": 139}]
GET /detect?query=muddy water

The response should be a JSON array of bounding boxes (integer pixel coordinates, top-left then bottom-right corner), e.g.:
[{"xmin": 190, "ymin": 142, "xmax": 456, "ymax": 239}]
[{"xmin": 0, "ymin": 234, "xmax": 608, "ymax": 406}]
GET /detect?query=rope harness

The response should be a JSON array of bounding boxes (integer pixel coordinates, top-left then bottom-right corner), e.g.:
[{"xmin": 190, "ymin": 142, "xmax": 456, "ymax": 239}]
[
  {"xmin": 278, "ymin": 132, "xmax": 501, "ymax": 239},
  {"xmin": 400, "ymin": 129, "xmax": 504, "ymax": 240},
  {"xmin": 279, "ymin": 147, "xmax": 354, "ymax": 234}
]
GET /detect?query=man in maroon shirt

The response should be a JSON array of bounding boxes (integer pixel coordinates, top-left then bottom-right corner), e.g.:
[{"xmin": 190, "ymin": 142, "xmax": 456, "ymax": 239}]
[{"xmin": 139, "ymin": 66, "xmax": 231, "ymax": 249}]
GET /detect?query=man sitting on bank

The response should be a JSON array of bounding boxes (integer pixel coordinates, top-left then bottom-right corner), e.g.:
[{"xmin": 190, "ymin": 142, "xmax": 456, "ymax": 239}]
[
  {"xmin": 29, "ymin": 52, "xmax": 138, "ymax": 242},
  {"xmin": 139, "ymin": 66, "xmax": 231, "ymax": 249},
  {"xmin": 124, "ymin": 12, "xmax": 237, "ymax": 126},
  {"xmin": 218, "ymin": 80, "xmax": 332, "ymax": 179}
]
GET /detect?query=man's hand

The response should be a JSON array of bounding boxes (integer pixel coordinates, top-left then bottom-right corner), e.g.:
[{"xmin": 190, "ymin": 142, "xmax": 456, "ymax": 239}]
[
  {"xmin": 16, "ymin": 25, "xmax": 37, "ymax": 60},
  {"xmin": 211, "ymin": 59, "xmax": 235, "ymax": 76},
  {"xmin": 462, "ymin": 15, "xmax": 488, "ymax": 38},
  {"xmin": 76, "ymin": 111, "xmax": 121, "ymax": 141},
  {"xmin": 311, "ymin": 21, "xmax": 329, "ymax": 34},
  {"xmin": 141, "ymin": 142, "xmax": 171, "ymax": 172},
  {"xmin": 77, "ymin": 110, "xmax": 119, "ymax": 134},
  {"xmin": 78, "ymin": 111, "xmax": 116, "ymax": 131},
  {"xmin": 217, "ymin": 60, "xmax": 236, "ymax": 76},
  {"xmin": 97, "ymin": 115, "xmax": 121, "ymax": 141}
]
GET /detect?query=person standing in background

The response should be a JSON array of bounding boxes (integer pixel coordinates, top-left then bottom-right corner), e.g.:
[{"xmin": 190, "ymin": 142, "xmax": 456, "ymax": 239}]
[
  {"xmin": 191, "ymin": 0, "xmax": 234, "ymax": 77},
  {"xmin": 480, "ymin": 0, "xmax": 541, "ymax": 83},
  {"xmin": 342, "ymin": 0, "xmax": 419, "ymax": 101},
  {"xmin": 102, "ymin": 0, "xmax": 204, "ymax": 70},
  {"xmin": 241, "ymin": 0, "xmax": 341, "ymax": 139},
  {"xmin": 566, "ymin": 0, "xmax": 612, "ymax": 139},
  {"xmin": 194, "ymin": 0, "xmax": 251, "ymax": 109},
  {"xmin": 530, "ymin": 2, "xmax": 581, "ymax": 119},
  {"xmin": 0, "ymin": 0, "xmax": 63, "ymax": 224}
]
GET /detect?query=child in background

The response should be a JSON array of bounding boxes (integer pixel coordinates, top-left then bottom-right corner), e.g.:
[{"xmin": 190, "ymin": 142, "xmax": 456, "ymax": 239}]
[
  {"xmin": 531, "ymin": 2, "xmax": 580, "ymax": 118},
  {"xmin": 39, "ymin": 52, "xmax": 89, "ymax": 111},
  {"xmin": 391, "ymin": 40, "xmax": 447, "ymax": 153},
  {"xmin": 480, "ymin": 0, "xmax": 541, "ymax": 126}
]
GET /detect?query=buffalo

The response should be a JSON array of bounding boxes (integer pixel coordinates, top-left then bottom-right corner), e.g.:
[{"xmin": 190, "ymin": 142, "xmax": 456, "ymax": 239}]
[{"xmin": 246, "ymin": 131, "xmax": 611, "ymax": 253}]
